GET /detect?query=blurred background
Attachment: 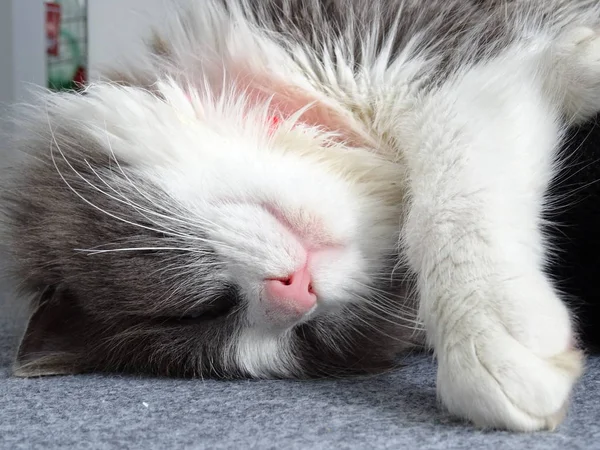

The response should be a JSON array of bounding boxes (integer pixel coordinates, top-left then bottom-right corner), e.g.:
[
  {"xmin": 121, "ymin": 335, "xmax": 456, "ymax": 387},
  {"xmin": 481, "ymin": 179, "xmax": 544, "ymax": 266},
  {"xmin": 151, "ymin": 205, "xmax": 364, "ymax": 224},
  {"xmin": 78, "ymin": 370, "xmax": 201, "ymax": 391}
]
[{"xmin": 0, "ymin": 0, "xmax": 167, "ymax": 144}]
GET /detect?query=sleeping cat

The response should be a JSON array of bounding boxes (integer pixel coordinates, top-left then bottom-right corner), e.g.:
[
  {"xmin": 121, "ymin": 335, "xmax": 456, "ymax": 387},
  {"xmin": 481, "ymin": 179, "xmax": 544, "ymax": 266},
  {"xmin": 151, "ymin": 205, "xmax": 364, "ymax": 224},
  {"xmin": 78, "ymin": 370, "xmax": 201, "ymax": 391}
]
[{"xmin": 3, "ymin": 0, "xmax": 600, "ymax": 432}]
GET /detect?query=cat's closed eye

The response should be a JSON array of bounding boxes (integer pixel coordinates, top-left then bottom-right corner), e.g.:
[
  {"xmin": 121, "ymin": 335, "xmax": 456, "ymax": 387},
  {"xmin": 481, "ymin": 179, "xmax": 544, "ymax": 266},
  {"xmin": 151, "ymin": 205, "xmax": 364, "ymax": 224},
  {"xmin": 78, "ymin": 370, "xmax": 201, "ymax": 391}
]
[{"xmin": 164, "ymin": 286, "xmax": 242, "ymax": 324}]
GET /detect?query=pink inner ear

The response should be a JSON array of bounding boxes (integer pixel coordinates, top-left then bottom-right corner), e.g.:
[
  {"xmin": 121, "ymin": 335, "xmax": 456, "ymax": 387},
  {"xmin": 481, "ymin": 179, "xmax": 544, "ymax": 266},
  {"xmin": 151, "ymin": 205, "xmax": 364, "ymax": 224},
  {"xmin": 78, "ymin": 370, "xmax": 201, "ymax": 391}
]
[
  {"xmin": 184, "ymin": 68, "xmax": 374, "ymax": 147},
  {"xmin": 246, "ymin": 77, "xmax": 374, "ymax": 147}
]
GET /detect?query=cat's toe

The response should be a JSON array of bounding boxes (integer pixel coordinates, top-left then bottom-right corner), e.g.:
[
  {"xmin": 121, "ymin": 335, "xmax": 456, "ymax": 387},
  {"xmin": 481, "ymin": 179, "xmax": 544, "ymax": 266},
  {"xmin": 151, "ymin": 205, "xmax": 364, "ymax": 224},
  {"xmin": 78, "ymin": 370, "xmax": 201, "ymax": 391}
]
[{"xmin": 437, "ymin": 328, "xmax": 583, "ymax": 431}]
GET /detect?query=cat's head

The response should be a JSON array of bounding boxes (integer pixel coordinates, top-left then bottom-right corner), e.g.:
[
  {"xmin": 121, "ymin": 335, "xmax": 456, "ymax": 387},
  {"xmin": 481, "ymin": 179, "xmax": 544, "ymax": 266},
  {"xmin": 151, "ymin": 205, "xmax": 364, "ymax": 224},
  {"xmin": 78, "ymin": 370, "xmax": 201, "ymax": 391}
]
[
  {"xmin": 4, "ymin": 3, "xmax": 420, "ymax": 379},
  {"xmin": 5, "ymin": 79, "xmax": 417, "ymax": 379}
]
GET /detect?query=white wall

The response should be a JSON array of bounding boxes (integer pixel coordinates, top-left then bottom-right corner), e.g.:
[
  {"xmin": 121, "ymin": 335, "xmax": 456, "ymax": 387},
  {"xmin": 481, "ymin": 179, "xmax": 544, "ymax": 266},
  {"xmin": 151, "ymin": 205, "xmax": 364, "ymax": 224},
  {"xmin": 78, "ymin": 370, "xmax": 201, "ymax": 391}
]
[
  {"xmin": 88, "ymin": 0, "xmax": 167, "ymax": 78},
  {"xmin": 0, "ymin": 0, "xmax": 15, "ymax": 169},
  {"xmin": 12, "ymin": 0, "xmax": 46, "ymax": 102},
  {"xmin": 0, "ymin": 0, "xmax": 15, "ymax": 107},
  {"xmin": 0, "ymin": 0, "xmax": 45, "ymax": 106},
  {"xmin": 0, "ymin": 0, "xmax": 45, "ymax": 167}
]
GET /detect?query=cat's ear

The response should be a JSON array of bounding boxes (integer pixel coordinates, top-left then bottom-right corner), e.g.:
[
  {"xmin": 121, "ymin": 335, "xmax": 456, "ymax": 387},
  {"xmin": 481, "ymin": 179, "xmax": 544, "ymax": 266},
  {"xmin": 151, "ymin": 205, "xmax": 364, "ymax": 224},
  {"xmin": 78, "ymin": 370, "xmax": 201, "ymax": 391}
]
[
  {"xmin": 240, "ymin": 72, "xmax": 377, "ymax": 148},
  {"xmin": 14, "ymin": 287, "xmax": 89, "ymax": 377}
]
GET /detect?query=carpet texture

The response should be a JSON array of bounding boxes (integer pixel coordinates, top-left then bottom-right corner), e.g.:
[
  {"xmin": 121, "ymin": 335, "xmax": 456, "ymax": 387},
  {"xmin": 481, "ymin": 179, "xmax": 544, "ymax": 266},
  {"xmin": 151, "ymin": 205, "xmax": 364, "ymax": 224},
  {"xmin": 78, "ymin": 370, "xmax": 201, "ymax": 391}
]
[{"xmin": 0, "ymin": 314, "xmax": 598, "ymax": 450}]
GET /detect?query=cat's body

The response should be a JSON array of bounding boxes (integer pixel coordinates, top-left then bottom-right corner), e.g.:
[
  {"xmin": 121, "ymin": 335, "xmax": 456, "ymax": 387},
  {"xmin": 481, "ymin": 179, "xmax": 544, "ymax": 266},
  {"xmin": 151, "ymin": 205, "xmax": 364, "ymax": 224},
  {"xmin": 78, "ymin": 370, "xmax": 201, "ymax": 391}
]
[{"xmin": 3, "ymin": 0, "xmax": 600, "ymax": 432}]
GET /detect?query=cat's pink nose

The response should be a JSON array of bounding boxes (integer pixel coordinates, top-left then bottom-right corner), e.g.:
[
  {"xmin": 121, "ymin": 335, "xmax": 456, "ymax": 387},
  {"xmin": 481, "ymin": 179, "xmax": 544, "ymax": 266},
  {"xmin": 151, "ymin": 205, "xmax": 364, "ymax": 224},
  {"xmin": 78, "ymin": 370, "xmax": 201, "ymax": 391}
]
[{"xmin": 264, "ymin": 266, "xmax": 317, "ymax": 316}]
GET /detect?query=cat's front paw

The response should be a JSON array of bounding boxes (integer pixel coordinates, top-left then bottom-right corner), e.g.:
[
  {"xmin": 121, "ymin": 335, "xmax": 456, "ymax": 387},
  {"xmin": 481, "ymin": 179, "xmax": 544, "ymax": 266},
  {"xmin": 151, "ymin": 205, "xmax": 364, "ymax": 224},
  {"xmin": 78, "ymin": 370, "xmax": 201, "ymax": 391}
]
[{"xmin": 437, "ymin": 325, "xmax": 583, "ymax": 431}]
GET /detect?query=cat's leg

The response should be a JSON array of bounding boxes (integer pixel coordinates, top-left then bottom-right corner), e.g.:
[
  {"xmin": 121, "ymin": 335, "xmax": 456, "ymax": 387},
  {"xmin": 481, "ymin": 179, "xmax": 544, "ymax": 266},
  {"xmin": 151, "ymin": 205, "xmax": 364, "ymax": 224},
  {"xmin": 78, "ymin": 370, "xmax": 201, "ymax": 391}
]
[
  {"xmin": 401, "ymin": 56, "xmax": 584, "ymax": 431},
  {"xmin": 545, "ymin": 26, "xmax": 600, "ymax": 124}
]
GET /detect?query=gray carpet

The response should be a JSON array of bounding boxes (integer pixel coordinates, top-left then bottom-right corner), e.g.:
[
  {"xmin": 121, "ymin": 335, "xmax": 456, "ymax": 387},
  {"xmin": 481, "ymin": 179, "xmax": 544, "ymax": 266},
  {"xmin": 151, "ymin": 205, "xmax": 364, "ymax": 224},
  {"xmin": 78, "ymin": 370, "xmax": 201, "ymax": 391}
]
[{"xmin": 1, "ymin": 309, "xmax": 599, "ymax": 449}]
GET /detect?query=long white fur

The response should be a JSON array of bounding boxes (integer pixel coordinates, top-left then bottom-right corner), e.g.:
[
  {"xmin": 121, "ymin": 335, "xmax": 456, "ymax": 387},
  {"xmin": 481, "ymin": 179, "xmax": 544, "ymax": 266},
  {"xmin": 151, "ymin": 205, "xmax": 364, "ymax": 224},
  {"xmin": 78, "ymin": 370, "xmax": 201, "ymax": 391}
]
[{"xmin": 31, "ymin": 0, "xmax": 600, "ymax": 431}]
